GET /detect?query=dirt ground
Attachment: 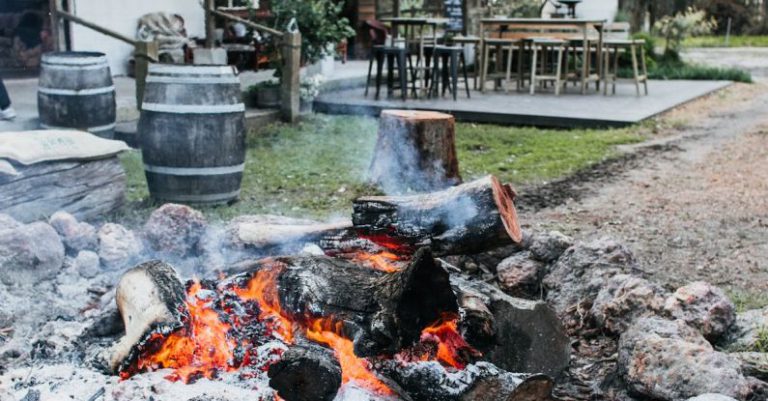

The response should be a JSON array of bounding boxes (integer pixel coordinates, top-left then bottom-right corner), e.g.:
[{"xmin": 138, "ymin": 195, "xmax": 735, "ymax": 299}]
[{"xmin": 519, "ymin": 82, "xmax": 768, "ymax": 304}]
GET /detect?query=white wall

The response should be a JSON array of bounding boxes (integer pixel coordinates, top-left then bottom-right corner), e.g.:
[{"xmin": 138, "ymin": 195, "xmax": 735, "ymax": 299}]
[
  {"xmin": 575, "ymin": 0, "xmax": 618, "ymax": 21},
  {"xmin": 68, "ymin": 0, "xmax": 206, "ymax": 76}
]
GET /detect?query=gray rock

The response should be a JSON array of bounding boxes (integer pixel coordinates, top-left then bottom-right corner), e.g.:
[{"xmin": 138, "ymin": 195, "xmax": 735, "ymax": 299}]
[
  {"xmin": 496, "ymin": 251, "xmax": 544, "ymax": 298},
  {"xmin": 722, "ymin": 307, "xmax": 768, "ymax": 352},
  {"xmin": 98, "ymin": 223, "xmax": 143, "ymax": 271},
  {"xmin": 618, "ymin": 317, "xmax": 752, "ymax": 400},
  {"xmin": 0, "ymin": 213, "xmax": 21, "ymax": 229},
  {"xmin": 664, "ymin": 281, "xmax": 736, "ymax": 342},
  {"xmin": 527, "ymin": 230, "xmax": 573, "ymax": 262},
  {"xmin": 143, "ymin": 203, "xmax": 207, "ymax": 259},
  {"xmin": 590, "ymin": 274, "xmax": 667, "ymax": 334},
  {"xmin": 49, "ymin": 211, "xmax": 98, "ymax": 254},
  {"xmin": 543, "ymin": 237, "xmax": 638, "ymax": 326},
  {"xmin": 0, "ymin": 221, "xmax": 65, "ymax": 285},
  {"xmin": 686, "ymin": 395, "xmax": 739, "ymax": 401},
  {"xmin": 73, "ymin": 250, "xmax": 101, "ymax": 279}
]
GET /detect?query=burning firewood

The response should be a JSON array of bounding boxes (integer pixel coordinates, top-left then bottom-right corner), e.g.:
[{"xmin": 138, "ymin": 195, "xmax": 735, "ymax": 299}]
[
  {"xmin": 230, "ymin": 247, "xmax": 458, "ymax": 357},
  {"xmin": 267, "ymin": 342, "xmax": 342, "ymax": 401},
  {"xmin": 109, "ymin": 261, "xmax": 186, "ymax": 372},
  {"xmin": 353, "ymin": 175, "xmax": 522, "ymax": 255},
  {"xmin": 369, "ymin": 109, "xmax": 462, "ymax": 193}
]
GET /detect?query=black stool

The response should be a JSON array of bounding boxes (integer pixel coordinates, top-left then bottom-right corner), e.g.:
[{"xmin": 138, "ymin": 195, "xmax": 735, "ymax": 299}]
[
  {"xmin": 429, "ymin": 46, "xmax": 470, "ymax": 101},
  {"xmin": 364, "ymin": 45, "xmax": 409, "ymax": 101}
]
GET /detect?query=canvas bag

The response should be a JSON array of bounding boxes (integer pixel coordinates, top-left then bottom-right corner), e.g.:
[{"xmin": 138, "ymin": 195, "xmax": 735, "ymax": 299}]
[{"xmin": 0, "ymin": 130, "xmax": 130, "ymax": 165}]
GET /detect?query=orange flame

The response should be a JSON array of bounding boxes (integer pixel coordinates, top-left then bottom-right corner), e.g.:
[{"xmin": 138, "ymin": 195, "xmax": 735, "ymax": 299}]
[
  {"xmin": 351, "ymin": 251, "xmax": 402, "ymax": 273},
  {"xmin": 305, "ymin": 318, "xmax": 393, "ymax": 395},
  {"xmin": 133, "ymin": 281, "xmax": 237, "ymax": 381},
  {"xmin": 419, "ymin": 314, "xmax": 479, "ymax": 370},
  {"xmin": 234, "ymin": 266, "xmax": 295, "ymax": 343}
]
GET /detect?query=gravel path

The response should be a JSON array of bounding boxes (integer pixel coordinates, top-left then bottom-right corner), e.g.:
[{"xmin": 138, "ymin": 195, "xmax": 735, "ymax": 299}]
[{"xmin": 521, "ymin": 82, "xmax": 768, "ymax": 302}]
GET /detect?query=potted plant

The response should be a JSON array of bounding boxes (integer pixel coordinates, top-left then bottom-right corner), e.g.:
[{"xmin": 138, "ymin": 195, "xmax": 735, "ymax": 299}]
[
  {"xmin": 248, "ymin": 80, "xmax": 281, "ymax": 108},
  {"xmin": 299, "ymin": 74, "xmax": 324, "ymax": 114}
]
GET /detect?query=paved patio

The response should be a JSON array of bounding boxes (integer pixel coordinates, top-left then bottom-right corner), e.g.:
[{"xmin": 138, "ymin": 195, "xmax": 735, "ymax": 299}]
[{"xmin": 315, "ymin": 79, "xmax": 732, "ymax": 128}]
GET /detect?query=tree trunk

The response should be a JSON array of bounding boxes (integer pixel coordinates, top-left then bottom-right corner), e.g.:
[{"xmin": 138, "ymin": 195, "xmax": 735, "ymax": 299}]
[
  {"xmin": 369, "ymin": 109, "xmax": 461, "ymax": 194},
  {"xmin": 0, "ymin": 157, "xmax": 125, "ymax": 223},
  {"xmin": 352, "ymin": 175, "xmax": 522, "ymax": 255},
  {"xmin": 268, "ymin": 342, "xmax": 342, "ymax": 401}
]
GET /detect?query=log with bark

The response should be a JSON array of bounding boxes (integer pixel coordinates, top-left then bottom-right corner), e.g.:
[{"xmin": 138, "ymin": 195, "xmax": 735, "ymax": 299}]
[
  {"xmin": 0, "ymin": 157, "xmax": 125, "ymax": 223},
  {"xmin": 268, "ymin": 342, "xmax": 342, "ymax": 401},
  {"xmin": 369, "ymin": 109, "xmax": 461, "ymax": 193},
  {"xmin": 232, "ymin": 247, "xmax": 458, "ymax": 357},
  {"xmin": 109, "ymin": 261, "xmax": 186, "ymax": 373},
  {"xmin": 353, "ymin": 175, "xmax": 522, "ymax": 255}
]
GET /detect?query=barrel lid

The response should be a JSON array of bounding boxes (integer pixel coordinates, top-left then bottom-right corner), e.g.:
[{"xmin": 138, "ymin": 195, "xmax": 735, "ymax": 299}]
[
  {"xmin": 148, "ymin": 63, "xmax": 238, "ymax": 77},
  {"xmin": 42, "ymin": 52, "xmax": 108, "ymax": 66}
]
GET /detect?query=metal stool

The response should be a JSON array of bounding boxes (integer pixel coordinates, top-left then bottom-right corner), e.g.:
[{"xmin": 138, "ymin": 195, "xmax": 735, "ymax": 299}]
[
  {"xmin": 529, "ymin": 38, "xmax": 567, "ymax": 96},
  {"xmin": 452, "ymin": 35, "xmax": 481, "ymax": 89},
  {"xmin": 429, "ymin": 45, "xmax": 471, "ymax": 101},
  {"xmin": 364, "ymin": 45, "xmax": 409, "ymax": 101}
]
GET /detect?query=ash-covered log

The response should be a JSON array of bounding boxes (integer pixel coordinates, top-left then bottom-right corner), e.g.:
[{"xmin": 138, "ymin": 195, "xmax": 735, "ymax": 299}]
[
  {"xmin": 377, "ymin": 360, "xmax": 554, "ymax": 401},
  {"xmin": 228, "ymin": 247, "xmax": 458, "ymax": 357},
  {"xmin": 109, "ymin": 261, "xmax": 186, "ymax": 372},
  {"xmin": 268, "ymin": 342, "xmax": 342, "ymax": 401},
  {"xmin": 352, "ymin": 175, "xmax": 522, "ymax": 255}
]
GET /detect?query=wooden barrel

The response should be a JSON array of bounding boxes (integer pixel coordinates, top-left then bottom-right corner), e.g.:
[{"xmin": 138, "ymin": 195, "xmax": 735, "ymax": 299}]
[
  {"xmin": 139, "ymin": 64, "xmax": 246, "ymax": 205},
  {"xmin": 38, "ymin": 52, "xmax": 116, "ymax": 138}
]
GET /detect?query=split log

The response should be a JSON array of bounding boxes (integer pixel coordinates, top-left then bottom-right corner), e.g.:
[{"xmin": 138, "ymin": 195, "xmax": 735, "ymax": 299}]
[
  {"xmin": 451, "ymin": 275, "xmax": 570, "ymax": 378},
  {"xmin": 230, "ymin": 247, "xmax": 458, "ymax": 357},
  {"xmin": 377, "ymin": 360, "xmax": 554, "ymax": 401},
  {"xmin": 268, "ymin": 342, "xmax": 342, "ymax": 401},
  {"xmin": 353, "ymin": 175, "xmax": 522, "ymax": 255},
  {"xmin": 369, "ymin": 110, "xmax": 461, "ymax": 193},
  {"xmin": 109, "ymin": 261, "xmax": 186, "ymax": 373},
  {"xmin": 224, "ymin": 214, "xmax": 353, "ymax": 256},
  {"xmin": 0, "ymin": 157, "xmax": 125, "ymax": 223}
]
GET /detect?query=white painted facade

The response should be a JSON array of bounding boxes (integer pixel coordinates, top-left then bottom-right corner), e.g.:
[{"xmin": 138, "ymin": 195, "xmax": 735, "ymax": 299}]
[
  {"xmin": 68, "ymin": 0, "xmax": 206, "ymax": 76},
  {"xmin": 542, "ymin": 0, "xmax": 619, "ymax": 22}
]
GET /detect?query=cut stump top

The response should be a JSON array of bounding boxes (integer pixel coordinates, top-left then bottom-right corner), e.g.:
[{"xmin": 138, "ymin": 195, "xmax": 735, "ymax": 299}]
[{"xmin": 381, "ymin": 109, "xmax": 454, "ymax": 122}]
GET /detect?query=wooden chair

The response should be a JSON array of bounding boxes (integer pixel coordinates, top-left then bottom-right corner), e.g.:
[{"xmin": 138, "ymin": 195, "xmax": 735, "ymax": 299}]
[
  {"xmin": 529, "ymin": 38, "xmax": 568, "ymax": 96},
  {"xmin": 480, "ymin": 25, "xmax": 526, "ymax": 93},
  {"xmin": 602, "ymin": 22, "xmax": 648, "ymax": 96}
]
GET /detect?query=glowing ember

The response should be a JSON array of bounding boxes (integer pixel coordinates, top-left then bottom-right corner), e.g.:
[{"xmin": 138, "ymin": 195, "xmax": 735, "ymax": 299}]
[
  {"xmin": 420, "ymin": 314, "xmax": 479, "ymax": 369},
  {"xmin": 305, "ymin": 318, "xmax": 393, "ymax": 395},
  {"xmin": 234, "ymin": 264, "xmax": 295, "ymax": 343},
  {"xmin": 351, "ymin": 251, "xmax": 402, "ymax": 273},
  {"xmin": 129, "ymin": 281, "xmax": 237, "ymax": 382}
]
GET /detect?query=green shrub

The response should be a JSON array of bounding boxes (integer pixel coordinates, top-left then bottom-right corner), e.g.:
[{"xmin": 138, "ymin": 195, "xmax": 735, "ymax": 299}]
[
  {"xmin": 620, "ymin": 63, "xmax": 752, "ymax": 83},
  {"xmin": 655, "ymin": 7, "xmax": 717, "ymax": 57}
]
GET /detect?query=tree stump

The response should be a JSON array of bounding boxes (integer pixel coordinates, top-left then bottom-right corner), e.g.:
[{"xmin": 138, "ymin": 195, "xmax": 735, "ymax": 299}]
[{"xmin": 369, "ymin": 110, "xmax": 461, "ymax": 193}]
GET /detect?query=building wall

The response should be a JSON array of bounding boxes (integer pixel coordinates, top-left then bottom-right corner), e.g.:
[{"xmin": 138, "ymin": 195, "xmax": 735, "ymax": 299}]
[
  {"xmin": 575, "ymin": 0, "xmax": 618, "ymax": 21},
  {"xmin": 68, "ymin": 0, "xmax": 206, "ymax": 76}
]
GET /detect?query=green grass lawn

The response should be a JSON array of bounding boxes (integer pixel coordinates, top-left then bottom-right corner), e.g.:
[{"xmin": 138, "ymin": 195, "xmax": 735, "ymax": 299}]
[
  {"xmin": 682, "ymin": 35, "xmax": 768, "ymax": 48},
  {"xmin": 119, "ymin": 114, "xmax": 645, "ymax": 222}
]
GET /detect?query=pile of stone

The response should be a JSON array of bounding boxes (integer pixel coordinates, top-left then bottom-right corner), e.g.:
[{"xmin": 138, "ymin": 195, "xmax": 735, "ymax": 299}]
[{"xmin": 469, "ymin": 232, "xmax": 768, "ymax": 401}]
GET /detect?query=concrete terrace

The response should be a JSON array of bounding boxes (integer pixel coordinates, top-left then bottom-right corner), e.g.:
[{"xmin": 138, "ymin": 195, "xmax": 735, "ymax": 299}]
[{"xmin": 316, "ymin": 79, "xmax": 732, "ymax": 128}]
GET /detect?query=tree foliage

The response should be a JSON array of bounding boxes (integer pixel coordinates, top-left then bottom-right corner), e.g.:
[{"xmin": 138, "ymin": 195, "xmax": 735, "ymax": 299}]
[{"xmin": 654, "ymin": 7, "xmax": 716, "ymax": 56}]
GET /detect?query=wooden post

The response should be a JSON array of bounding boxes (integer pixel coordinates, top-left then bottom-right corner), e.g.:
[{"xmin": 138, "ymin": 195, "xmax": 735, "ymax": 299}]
[
  {"xmin": 205, "ymin": 0, "xmax": 216, "ymax": 48},
  {"xmin": 134, "ymin": 41, "xmax": 159, "ymax": 110},
  {"xmin": 281, "ymin": 32, "xmax": 301, "ymax": 123},
  {"xmin": 49, "ymin": 0, "xmax": 66, "ymax": 51}
]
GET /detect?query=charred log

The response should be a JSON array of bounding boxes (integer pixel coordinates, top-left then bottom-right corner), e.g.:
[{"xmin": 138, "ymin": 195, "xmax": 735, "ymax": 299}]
[
  {"xmin": 268, "ymin": 342, "xmax": 342, "ymax": 401},
  {"xmin": 109, "ymin": 261, "xmax": 186, "ymax": 372},
  {"xmin": 352, "ymin": 175, "xmax": 522, "ymax": 256},
  {"xmin": 369, "ymin": 109, "xmax": 462, "ymax": 193},
  {"xmin": 378, "ymin": 360, "xmax": 554, "ymax": 401},
  {"xmin": 227, "ymin": 248, "xmax": 458, "ymax": 357},
  {"xmin": 451, "ymin": 275, "xmax": 570, "ymax": 378}
]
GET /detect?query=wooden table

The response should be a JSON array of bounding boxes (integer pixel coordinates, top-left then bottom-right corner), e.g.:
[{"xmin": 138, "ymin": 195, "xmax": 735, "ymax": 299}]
[{"xmin": 479, "ymin": 18, "xmax": 605, "ymax": 94}]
